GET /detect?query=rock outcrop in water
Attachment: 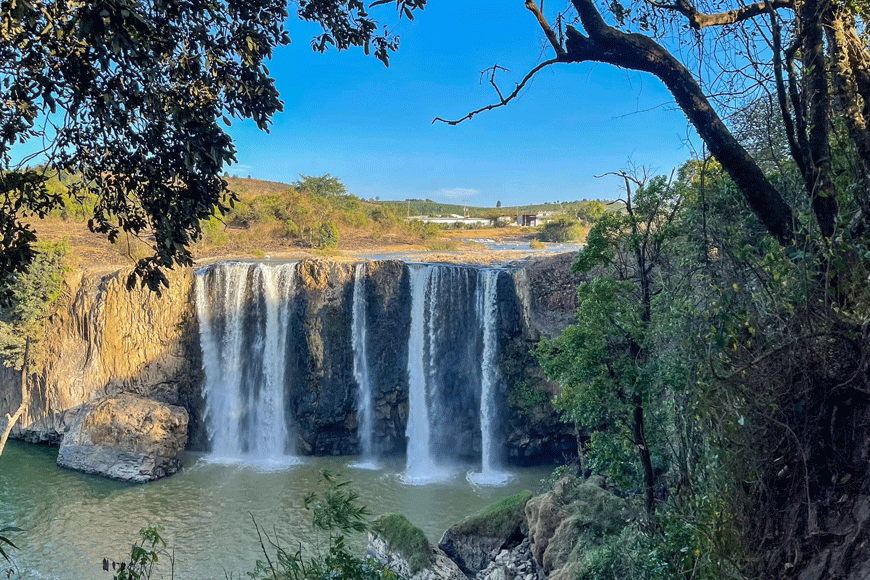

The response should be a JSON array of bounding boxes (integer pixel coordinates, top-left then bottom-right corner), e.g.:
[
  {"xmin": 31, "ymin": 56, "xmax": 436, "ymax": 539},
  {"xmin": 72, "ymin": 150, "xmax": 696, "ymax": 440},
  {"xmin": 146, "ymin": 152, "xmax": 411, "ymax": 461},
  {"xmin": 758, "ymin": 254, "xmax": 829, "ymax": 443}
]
[
  {"xmin": 56, "ymin": 393, "xmax": 188, "ymax": 482},
  {"xmin": 0, "ymin": 255, "xmax": 581, "ymax": 469}
]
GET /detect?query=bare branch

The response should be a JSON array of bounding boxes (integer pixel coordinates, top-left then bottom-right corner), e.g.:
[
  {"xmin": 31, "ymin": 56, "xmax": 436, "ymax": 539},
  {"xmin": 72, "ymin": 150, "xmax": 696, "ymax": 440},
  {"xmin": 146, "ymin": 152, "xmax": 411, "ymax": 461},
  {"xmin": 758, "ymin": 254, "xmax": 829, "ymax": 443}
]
[
  {"xmin": 433, "ymin": 59, "xmax": 558, "ymax": 125},
  {"xmin": 480, "ymin": 65, "xmax": 510, "ymax": 102},
  {"xmin": 525, "ymin": 0, "xmax": 567, "ymax": 57}
]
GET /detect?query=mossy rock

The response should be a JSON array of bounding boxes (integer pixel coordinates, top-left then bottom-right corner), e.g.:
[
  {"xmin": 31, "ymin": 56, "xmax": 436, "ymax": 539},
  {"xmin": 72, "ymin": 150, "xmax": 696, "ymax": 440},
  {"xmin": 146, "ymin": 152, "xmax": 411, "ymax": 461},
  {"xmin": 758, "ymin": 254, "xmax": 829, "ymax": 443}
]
[
  {"xmin": 439, "ymin": 490, "xmax": 533, "ymax": 575},
  {"xmin": 456, "ymin": 489, "xmax": 533, "ymax": 538},
  {"xmin": 526, "ymin": 475, "xmax": 629, "ymax": 576},
  {"xmin": 372, "ymin": 513, "xmax": 432, "ymax": 574}
]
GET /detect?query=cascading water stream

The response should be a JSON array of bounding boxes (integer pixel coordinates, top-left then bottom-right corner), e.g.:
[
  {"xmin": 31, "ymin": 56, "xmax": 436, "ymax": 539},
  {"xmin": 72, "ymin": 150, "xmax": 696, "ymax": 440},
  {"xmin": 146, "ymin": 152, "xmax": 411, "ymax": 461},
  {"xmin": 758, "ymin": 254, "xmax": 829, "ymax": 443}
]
[
  {"xmin": 402, "ymin": 264, "xmax": 448, "ymax": 484},
  {"xmin": 402, "ymin": 264, "xmax": 512, "ymax": 486},
  {"xmin": 195, "ymin": 262, "xmax": 298, "ymax": 466},
  {"xmin": 468, "ymin": 268, "xmax": 513, "ymax": 486},
  {"xmin": 350, "ymin": 262, "xmax": 378, "ymax": 469}
]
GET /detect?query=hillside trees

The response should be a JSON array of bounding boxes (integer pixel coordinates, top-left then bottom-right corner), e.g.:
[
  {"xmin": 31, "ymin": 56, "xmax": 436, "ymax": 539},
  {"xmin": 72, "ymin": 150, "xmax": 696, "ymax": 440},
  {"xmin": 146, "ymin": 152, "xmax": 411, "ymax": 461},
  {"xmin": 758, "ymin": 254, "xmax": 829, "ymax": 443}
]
[{"xmin": 0, "ymin": 0, "xmax": 424, "ymax": 290}]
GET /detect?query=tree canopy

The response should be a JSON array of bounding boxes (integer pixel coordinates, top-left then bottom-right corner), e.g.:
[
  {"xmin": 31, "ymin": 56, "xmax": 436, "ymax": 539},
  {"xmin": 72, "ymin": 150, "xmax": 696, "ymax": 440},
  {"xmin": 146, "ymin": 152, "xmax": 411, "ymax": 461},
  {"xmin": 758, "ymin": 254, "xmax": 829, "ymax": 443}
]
[{"xmin": 0, "ymin": 0, "xmax": 425, "ymax": 291}]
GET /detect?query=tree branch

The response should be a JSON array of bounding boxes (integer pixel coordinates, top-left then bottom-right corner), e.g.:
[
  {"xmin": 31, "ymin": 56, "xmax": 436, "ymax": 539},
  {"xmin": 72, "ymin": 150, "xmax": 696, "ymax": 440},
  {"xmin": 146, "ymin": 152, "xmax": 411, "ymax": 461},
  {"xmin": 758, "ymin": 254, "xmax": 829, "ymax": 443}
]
[
  {"xmin": 646, "ymin": 0, "xmax": 793, "ymax": 30},
  {"xmin": 432, "ymin": 59, "xmax": 558, "ymax": 125},
  {"xmin": 561, "ymin": 1, "xmax": 796, "ymax": 243},
  {"xmin": 524, "ymin": 0, "xmax": 567, "ymax": 57}
]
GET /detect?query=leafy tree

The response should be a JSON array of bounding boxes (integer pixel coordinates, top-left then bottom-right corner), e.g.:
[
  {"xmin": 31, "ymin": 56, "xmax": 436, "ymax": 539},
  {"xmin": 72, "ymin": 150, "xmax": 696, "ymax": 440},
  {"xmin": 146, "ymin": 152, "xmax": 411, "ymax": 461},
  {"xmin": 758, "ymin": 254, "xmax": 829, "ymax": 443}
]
[
  {"xmin": 294, "ymin": 174, "xmax": 348, "ymax": 198},
  {"xmin": 0, "ymin": 0, "xmax": 425, "ymax": 290},
  {"xmin": 496, "ymin": 200, "xmax": 502, "ymax": 208},
  {"xmin": 538, "ymin": 169, "xmax": 682, "ymax": 521}
]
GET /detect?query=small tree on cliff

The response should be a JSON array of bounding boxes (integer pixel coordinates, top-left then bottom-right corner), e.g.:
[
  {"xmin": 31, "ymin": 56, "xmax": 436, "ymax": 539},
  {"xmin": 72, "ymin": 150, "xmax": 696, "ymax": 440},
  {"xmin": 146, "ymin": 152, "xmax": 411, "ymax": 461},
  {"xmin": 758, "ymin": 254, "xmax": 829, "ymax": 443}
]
[{"xmin": 537, "ymin": 169, "xmax": 681, "ymax": 521}]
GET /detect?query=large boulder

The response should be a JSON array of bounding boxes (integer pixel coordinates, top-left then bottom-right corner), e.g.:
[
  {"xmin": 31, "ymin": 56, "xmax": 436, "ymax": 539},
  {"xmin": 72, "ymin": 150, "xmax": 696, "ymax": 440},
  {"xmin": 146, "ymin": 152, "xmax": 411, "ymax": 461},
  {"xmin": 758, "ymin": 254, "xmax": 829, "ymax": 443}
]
[
  {"xmin": 57, "ymin": 394, "xmax": 188, "ymax": 483},
  {"xmin": 525, "ymin": 475, "xmax": 629, "ymax": 579},
  {"xmin": 368, "ymin": 514, "xmax": 467, "ymax": 580},
  {"xmin": 439, "ymin": 490, "xmax": 532, "ymax": 575}
]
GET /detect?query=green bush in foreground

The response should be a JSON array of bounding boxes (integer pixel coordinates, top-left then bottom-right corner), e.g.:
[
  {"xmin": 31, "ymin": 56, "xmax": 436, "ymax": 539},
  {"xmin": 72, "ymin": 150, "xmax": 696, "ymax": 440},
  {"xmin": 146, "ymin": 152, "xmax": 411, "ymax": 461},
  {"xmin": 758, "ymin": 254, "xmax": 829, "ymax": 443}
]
[
  {"xmin": 249, "ymin": 471, "xmax": 395, "ymax": 580},
  {"xmin": 372, "ymin": 514, "xmax": 431, "ymax": 574}
]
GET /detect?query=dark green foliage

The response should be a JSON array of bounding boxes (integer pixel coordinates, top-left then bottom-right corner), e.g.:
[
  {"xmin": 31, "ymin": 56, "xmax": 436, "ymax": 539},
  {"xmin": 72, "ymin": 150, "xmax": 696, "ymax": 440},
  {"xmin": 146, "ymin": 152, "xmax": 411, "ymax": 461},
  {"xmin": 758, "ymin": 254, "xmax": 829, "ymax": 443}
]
[
  {"xmin": 371, "ymin": 514, "xmax": 431, "ymax": 574},
  {"xmin": 0, "ymin": 0, "xmax": 425, "ymax": 291}
]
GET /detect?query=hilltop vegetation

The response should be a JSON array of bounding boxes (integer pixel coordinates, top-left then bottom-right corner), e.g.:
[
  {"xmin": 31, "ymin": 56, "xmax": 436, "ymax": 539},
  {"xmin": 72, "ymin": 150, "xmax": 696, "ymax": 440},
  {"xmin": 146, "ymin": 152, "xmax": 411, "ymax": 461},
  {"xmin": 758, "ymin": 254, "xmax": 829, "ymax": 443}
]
[{"xmin": 29, "ymin": 171, "xmax": 593, "ymax": 263}]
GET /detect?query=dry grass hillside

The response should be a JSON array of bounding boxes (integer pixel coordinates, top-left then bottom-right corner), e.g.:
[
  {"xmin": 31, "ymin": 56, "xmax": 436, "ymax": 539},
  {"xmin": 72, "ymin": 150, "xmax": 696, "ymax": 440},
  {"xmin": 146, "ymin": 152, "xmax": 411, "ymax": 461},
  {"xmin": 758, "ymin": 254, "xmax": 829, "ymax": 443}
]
[{"xmin": 29, "ymin": 176, "xmax": 575, "ymax": 271}]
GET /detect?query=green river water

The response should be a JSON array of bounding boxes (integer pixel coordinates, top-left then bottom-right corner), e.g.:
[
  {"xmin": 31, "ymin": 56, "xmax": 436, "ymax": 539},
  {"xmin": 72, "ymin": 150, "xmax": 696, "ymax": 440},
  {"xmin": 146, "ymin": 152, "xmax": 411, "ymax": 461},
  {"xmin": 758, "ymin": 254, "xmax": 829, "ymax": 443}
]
[{"xmin": 0, "ymin": 441, "xmax": 550, "ymax": 579}]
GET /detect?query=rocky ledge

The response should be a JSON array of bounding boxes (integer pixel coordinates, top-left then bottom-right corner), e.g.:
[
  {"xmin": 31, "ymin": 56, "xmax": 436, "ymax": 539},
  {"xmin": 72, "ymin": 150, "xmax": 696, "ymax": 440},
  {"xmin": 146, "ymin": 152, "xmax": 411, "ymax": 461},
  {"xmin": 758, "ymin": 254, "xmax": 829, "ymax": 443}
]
[
  {"xmin": 368, "ymin": 475, "xmax": 628, "ymax": 580},
  {"xmin": 56, "ymin": 393, "xmax": 188, "ymax": 483}
]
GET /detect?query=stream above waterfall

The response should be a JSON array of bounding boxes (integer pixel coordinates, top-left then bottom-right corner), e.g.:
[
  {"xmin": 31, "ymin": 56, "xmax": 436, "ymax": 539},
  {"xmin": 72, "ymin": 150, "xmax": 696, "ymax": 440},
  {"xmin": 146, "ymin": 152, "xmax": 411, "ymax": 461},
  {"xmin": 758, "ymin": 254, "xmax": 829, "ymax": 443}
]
[{"xmin": 0, "ymin": 441, "xmax": 550, "ymax": 580}]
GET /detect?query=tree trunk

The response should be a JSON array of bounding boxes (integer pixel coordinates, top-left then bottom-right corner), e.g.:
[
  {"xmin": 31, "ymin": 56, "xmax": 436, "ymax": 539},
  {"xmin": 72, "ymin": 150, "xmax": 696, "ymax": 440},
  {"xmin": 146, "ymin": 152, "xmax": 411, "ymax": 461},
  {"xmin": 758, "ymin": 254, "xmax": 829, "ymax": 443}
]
[
  {"xmin": 0, "ymin": 340, "xmax": 30, "ymax": 457},
  {"xmin": 799, "ymin": 0, "xmax": 838, "ymax": 237},
  {"xmin": 633, "ymin": 396, "xmax": 656, "ymax": 521}
]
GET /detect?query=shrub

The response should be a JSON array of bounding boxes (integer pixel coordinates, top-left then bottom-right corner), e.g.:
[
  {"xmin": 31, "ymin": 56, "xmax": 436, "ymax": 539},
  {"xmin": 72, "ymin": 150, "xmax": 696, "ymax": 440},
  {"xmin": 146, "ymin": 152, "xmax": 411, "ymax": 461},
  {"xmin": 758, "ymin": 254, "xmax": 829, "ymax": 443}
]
[
  {"xmin": 317, "ymin": 221, "xmax": 340, "ymax": 249},
  {"xmin": 372, "ymin": 514, "xmax": 431, "ymax": 574},
  {"xmin": 538, "ymin": 217, "xmax": 583, "ymax": 242}
]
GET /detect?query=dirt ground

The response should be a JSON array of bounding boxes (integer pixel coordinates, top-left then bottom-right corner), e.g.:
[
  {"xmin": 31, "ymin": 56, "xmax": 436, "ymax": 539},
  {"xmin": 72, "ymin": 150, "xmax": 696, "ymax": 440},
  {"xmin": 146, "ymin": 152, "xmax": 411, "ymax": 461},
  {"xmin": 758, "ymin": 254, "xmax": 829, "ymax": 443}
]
[{"xmin": 32, "ymin": 220, "xmax": 564, "ymax": 272}]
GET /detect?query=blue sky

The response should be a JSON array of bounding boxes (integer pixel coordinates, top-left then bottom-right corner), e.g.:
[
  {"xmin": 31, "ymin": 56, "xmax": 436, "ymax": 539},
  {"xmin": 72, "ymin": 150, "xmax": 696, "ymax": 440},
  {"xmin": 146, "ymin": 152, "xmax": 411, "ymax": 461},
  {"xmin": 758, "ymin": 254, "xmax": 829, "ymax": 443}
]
[{"xmin": 227, "ymin": 2, "xmax": 700, "ymax": 207}]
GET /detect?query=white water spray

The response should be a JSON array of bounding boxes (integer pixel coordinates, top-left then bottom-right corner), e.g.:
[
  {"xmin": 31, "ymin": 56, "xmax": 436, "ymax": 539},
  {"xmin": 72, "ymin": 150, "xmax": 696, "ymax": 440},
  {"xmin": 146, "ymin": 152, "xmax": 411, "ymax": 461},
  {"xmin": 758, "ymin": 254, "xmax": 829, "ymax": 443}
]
[
  {"xmin": 402, "ymin": 265, "xmax": 448, "ymax": 484},
  {"xmin": 195, "ymin": 262, "xmax": 298, "ymax": 467},
  {"xmin": 468, "ymin": 269, "xmax": 513, "ymax": 486},
  {"xmin": 350, "ymin": 262, "xmax": 378, "ymax": 470}
]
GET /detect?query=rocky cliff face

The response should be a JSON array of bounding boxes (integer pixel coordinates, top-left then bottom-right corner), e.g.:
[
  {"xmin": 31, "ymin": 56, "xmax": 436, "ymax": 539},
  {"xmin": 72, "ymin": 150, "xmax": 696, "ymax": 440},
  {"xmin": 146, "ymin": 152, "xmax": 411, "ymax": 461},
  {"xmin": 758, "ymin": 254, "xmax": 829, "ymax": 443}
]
[
  {"xmin": 1, "ymin": 254, "xmax": 581, "ymax": 465},
  {"xmin": 0, "ymin": 266, "xmax": 201, "ymax": 447}
]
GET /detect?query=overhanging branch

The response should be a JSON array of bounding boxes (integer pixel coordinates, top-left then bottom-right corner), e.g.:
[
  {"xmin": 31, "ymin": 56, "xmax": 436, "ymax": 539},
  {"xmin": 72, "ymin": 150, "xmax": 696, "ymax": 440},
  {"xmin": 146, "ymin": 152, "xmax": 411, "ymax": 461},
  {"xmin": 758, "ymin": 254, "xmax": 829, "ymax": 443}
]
[
  {"xmin": 645, "ymin": 0, "xmax": 793, "ymax": 29},
  {"xmin": 432, "ymin": 59, "xmax": 558, "ymax": 125}
]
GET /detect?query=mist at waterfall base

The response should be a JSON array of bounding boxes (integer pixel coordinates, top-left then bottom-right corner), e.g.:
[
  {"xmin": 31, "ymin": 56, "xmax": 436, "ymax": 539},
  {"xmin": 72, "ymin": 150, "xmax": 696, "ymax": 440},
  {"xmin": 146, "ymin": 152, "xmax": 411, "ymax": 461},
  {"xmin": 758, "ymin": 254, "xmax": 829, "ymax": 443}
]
[{"xmin": 195, "ymin": 260, "xmax": 516, "ymax": 485}]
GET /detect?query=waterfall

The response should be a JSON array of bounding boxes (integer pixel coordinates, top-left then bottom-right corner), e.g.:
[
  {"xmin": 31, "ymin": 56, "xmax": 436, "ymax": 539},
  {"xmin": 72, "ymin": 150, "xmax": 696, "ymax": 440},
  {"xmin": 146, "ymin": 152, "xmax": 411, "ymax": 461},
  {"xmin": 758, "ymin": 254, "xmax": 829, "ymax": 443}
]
[
  {"xmin": 195, "ymin": 262, "xmax": 297, "ymax": 466},
  {"xmin": 402, "ymin": 264, "xmax": 511, "ymax": 485},
  {"xmin": 350, "ymin": 262, "xmax": 378, "ymax": 469},
  {"xmin": 468, "ymin": 268, "xmax": 513, "ymax": 486},
  {"xmin": 403, "ymin": 265, "xmax": 446, "ymax": 484}
]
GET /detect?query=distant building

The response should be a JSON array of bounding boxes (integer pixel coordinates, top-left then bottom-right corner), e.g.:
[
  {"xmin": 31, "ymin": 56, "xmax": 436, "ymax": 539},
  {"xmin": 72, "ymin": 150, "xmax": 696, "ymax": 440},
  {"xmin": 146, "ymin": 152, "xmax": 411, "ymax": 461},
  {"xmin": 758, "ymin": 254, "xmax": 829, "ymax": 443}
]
[{"xmin": 517, "ymin": 214, "xmax": 537, "ymax": 227}]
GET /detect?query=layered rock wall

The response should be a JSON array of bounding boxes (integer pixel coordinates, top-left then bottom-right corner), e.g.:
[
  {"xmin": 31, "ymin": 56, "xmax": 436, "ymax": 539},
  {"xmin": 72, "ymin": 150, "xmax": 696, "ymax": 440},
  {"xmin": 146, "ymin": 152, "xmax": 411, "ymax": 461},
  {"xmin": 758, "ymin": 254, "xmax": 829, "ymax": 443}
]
[
  {"xmin": 1, "ymin": 255, "xmax": 581, "ymax": 464},
  {"xmin": 0, "ymin": 267, "xmax": 200, "ymax": 447}
]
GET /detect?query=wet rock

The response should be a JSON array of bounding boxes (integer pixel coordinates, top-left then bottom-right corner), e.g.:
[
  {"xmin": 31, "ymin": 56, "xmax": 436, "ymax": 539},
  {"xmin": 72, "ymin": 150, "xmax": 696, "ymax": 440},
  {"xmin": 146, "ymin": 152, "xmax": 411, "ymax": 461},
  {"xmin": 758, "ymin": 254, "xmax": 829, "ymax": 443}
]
[
  {"xmin": 439, "ymin": 490, "xmax": 531, "ymax": 575},
  {"xmin": 476, "ymin": 539, "xmax": 538, "ymax": 580},
  {"xmin": 368, "ymin": 514, "xmax": 467, "ymax": 580},
  {"xmin": 57, "ymin": 393, "xmax": 188, "ymax": 483}
]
